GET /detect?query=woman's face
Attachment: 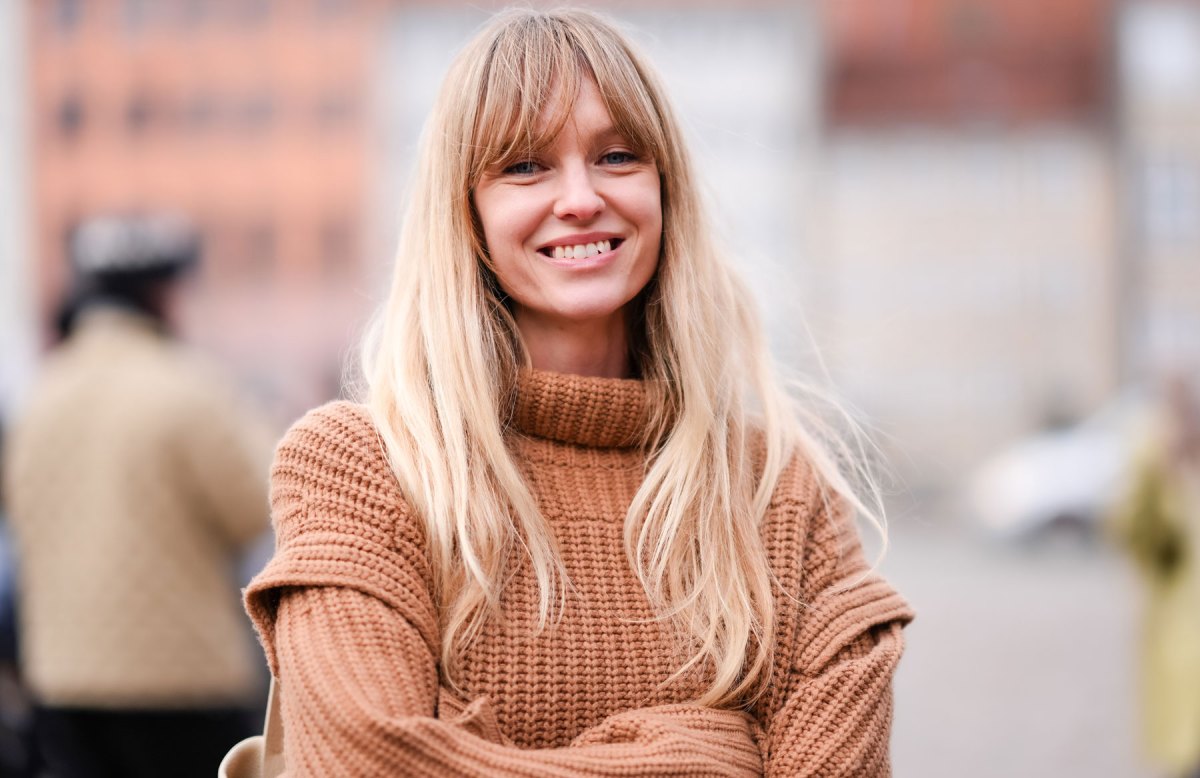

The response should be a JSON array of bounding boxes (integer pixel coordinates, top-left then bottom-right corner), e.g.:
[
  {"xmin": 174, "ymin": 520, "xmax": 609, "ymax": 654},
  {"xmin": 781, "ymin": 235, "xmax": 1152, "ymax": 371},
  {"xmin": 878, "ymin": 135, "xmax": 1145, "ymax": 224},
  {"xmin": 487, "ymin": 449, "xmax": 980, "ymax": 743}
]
[{"xmin": 472, "ymin": 78, "xmax": 662, "ymax": 357}]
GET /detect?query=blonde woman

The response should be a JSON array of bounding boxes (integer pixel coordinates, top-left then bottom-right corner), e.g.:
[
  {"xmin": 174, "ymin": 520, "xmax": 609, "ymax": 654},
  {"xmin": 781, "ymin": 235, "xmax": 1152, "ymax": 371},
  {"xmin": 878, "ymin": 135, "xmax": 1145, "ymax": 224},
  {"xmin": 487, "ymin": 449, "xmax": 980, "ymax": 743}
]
[{"xmin": 245, "ymin": 8, "xmax": 913, "ymax": 776}]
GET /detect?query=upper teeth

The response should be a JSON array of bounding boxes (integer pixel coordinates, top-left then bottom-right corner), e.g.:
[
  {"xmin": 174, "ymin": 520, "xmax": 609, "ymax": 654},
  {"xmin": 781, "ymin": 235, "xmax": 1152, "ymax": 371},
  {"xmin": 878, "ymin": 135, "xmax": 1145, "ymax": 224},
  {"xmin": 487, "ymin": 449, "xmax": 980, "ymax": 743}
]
[{"xmin": 552, "ymin": 240, "xmax": 612, "ymax": 259}]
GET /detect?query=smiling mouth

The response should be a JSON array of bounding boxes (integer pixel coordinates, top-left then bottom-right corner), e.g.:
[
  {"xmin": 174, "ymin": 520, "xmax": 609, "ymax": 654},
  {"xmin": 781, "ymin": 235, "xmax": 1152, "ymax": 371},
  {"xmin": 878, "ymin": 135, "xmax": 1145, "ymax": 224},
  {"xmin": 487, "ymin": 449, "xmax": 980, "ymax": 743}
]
[{"xmin": 539, "ymin": 238, "xmax": 623, "ymax": 260}]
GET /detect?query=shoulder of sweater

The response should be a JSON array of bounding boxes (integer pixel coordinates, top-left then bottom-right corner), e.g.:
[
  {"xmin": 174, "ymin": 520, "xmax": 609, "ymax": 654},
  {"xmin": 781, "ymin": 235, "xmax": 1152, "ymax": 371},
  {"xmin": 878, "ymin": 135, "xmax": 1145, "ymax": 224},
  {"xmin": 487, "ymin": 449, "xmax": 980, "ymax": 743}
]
[
  {"xmin": 271, "ymin": 400, "xmax": 398, "ymax": 493},
  {"xmin": 749, "ymin": 426, "xmax": 824, "ymax": 516},
  {"xmin": 276, "ymin": 400, "xmax": 381, "ymax": 463},
  {"xmin": 757, "ymin": 437, "xmax": 860, "ymax": 580},
  {"xmin": 734, "ymin": 422, "xmax": 828, "ymax": 535},
  {"xmin": 270, "ymin": 401, "xmax": 420, "ymax": 548}
]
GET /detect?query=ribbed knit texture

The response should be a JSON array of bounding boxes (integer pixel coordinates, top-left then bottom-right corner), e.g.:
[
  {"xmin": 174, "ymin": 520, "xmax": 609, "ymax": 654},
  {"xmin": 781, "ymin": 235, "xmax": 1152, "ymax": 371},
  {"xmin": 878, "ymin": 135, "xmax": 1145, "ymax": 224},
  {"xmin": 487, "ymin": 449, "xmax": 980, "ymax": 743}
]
[{"xmin": 245, "ymin": 369, "xmax": 913, "ymax": 776}]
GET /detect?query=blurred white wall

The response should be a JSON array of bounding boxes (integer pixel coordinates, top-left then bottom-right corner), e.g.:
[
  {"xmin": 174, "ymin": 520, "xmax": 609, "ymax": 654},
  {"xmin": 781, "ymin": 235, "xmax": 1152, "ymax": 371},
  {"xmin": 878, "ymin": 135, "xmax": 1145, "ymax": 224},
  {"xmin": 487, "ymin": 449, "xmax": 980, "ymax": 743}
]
[
  {"xmin": 820, "ymin": 129, "xmax": 1119, "ymax": 494},
  {"xmin": 0, "ymin": 0, "xmax": 33, "ymax": 419},
  {"xmin": 1118, "ymin": 0, "xmax": 1200, "ymax": 379}
]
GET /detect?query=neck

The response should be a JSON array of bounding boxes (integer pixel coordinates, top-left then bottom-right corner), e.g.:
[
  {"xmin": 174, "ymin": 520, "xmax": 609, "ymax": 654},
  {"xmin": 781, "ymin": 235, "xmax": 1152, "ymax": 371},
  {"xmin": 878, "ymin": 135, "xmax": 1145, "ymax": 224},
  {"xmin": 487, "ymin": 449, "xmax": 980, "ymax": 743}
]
[{"xmin": 515, "ymin": 311, "xmax": 632, "ymax": 378}]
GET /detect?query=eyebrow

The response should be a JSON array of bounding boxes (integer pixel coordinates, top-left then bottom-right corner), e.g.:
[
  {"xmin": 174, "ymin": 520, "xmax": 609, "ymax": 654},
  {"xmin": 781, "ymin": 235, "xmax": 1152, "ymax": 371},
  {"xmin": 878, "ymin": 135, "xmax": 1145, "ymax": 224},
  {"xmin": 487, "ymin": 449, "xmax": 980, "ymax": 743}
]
[
  {"xmin": 574, "ymin": 123, "xmax": 636, "ymax": 153},
  {"xmin": 590, "ymin": 125, "xmax": 624, "ymax": 142}
]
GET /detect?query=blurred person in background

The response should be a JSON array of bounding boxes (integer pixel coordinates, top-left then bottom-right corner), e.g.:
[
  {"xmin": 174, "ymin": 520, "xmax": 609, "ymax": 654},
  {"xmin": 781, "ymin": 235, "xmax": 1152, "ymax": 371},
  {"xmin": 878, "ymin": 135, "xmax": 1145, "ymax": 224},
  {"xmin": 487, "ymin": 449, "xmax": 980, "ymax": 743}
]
[
  {"xmin": 3, "ymin": 215, "xmax": 274, "ymax": 777},
  {"xmin": 240, "ymin": 8, "xmax": 912, "ymax": 776},
  {"xmin": 1111, "ymin": 373, "xmax": 1200, "ymax": 778},
  {"xmin": 0, "ymin": 418, "xmax": 42, "ymax": 777}
]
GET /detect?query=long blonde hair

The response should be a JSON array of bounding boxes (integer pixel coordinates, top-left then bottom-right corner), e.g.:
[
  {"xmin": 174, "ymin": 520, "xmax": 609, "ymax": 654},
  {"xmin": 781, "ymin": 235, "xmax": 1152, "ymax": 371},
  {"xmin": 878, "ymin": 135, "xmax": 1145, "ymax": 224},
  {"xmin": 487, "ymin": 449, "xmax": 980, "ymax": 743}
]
[{"xmin": 361, "ymin": 7, "xmax": 884, "ymax": 707}]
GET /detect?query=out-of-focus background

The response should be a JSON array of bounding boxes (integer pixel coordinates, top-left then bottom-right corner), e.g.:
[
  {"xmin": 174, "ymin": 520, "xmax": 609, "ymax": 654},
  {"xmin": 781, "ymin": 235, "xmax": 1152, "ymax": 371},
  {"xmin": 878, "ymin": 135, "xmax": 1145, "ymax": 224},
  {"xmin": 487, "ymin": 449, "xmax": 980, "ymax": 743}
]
[{"xmin": 1, "ymin": 0, "xmax": 1199, "ymax": 776}]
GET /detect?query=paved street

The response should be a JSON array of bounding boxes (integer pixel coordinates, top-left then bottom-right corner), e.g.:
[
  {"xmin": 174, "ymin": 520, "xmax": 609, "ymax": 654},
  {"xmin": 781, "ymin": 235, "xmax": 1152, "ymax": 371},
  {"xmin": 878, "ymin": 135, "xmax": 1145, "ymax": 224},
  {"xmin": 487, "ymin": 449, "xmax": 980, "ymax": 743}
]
[{"xmin": 881, "ymin": 522, "xmax": 1152, "ymax": 778}]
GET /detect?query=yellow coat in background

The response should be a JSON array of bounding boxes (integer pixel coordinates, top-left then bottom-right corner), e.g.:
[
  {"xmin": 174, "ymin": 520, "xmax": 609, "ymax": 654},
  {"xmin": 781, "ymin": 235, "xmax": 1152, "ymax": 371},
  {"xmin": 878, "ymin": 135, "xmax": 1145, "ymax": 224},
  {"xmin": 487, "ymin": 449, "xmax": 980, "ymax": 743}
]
[{"xmin": 1111, "ymin": 432, "xmax": 1200, "ymax": 775}]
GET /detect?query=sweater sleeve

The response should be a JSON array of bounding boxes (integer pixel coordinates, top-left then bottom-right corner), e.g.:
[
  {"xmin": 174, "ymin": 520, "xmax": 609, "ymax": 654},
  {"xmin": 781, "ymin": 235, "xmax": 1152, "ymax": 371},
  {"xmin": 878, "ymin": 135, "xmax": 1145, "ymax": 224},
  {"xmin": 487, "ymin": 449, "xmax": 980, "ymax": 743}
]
[
  {"xmin": 245, "ymin": 403, "xmax": 761, "ymax": 777},
  {"xmin": 274, "ymin": 586, "xmax": 761, "ymax": 776},
  {"xmin": 756, "ymin": 480, "xmax": 915, "ymax": 777}
]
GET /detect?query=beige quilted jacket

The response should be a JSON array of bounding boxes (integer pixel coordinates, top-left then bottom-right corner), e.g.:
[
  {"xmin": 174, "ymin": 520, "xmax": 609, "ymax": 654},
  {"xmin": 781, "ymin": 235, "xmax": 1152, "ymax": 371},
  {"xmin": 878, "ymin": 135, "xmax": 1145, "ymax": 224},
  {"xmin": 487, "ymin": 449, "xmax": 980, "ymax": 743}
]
[{"xmin": 4, "ymin": 306, "xmax": 272, "ymax": 707}]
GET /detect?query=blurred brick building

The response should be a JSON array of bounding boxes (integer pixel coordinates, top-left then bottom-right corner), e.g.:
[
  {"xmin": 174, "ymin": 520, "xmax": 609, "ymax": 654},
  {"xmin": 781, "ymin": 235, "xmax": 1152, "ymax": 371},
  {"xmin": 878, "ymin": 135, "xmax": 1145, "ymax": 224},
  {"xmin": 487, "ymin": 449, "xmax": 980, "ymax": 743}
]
[
  {"xmin": 28, "ymin": 0, "xmax": 386, "ymax": 421},
  {"xmin": 815, "ymin": 0, "xmax": 1122, "ymax": 496},
  {"xmin": 826, "ymin": 0, "xmax": 1112, "ymax": 127}
]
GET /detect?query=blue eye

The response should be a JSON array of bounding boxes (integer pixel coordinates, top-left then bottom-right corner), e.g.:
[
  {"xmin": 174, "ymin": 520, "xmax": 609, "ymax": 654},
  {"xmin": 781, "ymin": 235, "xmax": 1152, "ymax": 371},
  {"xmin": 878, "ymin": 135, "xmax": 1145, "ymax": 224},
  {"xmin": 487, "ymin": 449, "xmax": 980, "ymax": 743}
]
[
  {"xmin": 504, "ymin": 160, "xmax": 542, "ymax": 175},
  {"xmin": 601, "ymin": 151, "xmax": 636, "ymax": 165}
]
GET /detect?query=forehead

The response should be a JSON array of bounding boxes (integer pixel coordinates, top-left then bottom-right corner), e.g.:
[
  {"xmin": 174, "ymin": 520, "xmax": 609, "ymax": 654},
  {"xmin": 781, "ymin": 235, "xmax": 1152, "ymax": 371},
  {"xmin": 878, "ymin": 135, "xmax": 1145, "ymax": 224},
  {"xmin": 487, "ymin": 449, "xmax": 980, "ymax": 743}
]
[{"xmin": 539, "ymin": 79, "xmax": 619, "ymax": 141}]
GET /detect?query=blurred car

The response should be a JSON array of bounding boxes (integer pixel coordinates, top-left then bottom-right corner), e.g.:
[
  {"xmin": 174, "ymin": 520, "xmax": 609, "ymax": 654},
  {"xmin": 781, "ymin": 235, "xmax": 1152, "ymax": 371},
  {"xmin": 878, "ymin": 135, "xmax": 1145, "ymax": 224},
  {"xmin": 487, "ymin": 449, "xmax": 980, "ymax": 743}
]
[{"xmin": 966, "ymin": 391, "xmax": 1148, "ymax": 539}]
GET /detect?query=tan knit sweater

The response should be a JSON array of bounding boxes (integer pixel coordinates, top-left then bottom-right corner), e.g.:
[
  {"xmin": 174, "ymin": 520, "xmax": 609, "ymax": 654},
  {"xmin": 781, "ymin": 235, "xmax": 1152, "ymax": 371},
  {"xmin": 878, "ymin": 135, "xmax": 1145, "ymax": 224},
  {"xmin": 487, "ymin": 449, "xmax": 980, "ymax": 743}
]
[{"xmin": 245, "ymin": 370, "xmax": 913, "ymax": 776}]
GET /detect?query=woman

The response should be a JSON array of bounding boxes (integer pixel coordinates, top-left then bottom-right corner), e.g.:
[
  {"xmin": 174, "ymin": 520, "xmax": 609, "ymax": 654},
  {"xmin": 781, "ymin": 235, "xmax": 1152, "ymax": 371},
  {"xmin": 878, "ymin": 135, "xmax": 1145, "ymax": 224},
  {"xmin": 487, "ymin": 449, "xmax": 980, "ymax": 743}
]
[{"xmin": 245, "ymin": 8, "xmax": 913, "ymax": 776}]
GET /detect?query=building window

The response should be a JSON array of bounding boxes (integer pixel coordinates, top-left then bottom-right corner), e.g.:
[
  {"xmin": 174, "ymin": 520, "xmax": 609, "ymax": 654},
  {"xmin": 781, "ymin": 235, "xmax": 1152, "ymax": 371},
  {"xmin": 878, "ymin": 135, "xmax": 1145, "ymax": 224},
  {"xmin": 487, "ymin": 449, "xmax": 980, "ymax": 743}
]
[
  {"xmin": 314, "ymin": 91, "xmax": 355, "ymax": 128},
  {"xmin": 244, "ymin": 222, "xmax": 275, "ymax": 279},
  {"xmin": 315, "ymin": 0, "xmax": 357, "ymax": 19},
  {"xmin": 238, "ymin": 91, "xmax": 275, "ymax": 132},
  {"xmin": 56, "ymin": 93, "xmax": 85, "ymax": 138},
  {"xmin": 1142, "ymin": 156, "xmax": 1200, "ymax": 248},
  {"xmin": 232, "ymin": 0, "xmax": 272, "ymax": 27},
  {"xmin": 320, "ymin": 219, "xmax": 354, "ymax": 280},
  {"xmin": 52, "ymin": 0, "xmax": 84, "ymax": 33},
  {"xmin": 198, "ymin": 221, "xmax": 230, "ymax": 283},
  {"xmin": 183, "ymin": 92, "xmax": 217, "ymax": 133},
  {"xmin": 123, "ymin": 0, "xmax": 149, "ymax": 33},
  {"xmin": 178, "ymin": 0, "xmax": 210, "ymax": 27},
  {"xmin": 125, "ymin": 93, "xmax": 156, "ymax": 134}
]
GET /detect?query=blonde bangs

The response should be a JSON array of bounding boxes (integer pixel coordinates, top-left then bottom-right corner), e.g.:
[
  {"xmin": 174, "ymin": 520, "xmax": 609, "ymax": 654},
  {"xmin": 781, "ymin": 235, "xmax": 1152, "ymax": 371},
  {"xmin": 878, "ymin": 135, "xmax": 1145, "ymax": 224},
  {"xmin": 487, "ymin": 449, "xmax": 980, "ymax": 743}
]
[{"xmin": 467, "ymin": 12, "xmax": 666, "ymax": 186}]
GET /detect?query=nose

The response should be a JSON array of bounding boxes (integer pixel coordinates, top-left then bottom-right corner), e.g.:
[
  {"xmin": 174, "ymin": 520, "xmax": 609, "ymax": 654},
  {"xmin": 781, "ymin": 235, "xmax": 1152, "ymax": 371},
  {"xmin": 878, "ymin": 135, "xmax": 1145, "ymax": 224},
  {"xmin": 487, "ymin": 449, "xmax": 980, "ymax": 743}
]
[{"xmin": 553, "ymin": 162, "xmax": 605, "ymax": 221}]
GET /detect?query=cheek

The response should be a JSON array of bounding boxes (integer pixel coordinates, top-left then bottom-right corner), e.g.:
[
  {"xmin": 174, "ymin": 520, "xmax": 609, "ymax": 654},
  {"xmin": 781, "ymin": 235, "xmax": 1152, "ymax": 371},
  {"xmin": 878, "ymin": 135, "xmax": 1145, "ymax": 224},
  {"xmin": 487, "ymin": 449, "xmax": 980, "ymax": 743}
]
[
  {"xmin": 475, "ymin": 194, "xmax": 521, "ymax": 281},
  {"xmin": 627, "ymin": 175, "xmax": 663, "ymax": 244},
  {"xmin": 640, "ymin": 192, "xmax": 664, "ymax": 259},
  {"xmin": 477, "ymin": 192, "xmax": 540, "ymax": 256},
  {"xmin": 478, "ymin": 220, "xmax": 536, "ymax": 298},
  {"xmin": 473, "ymin": 192, "xmax": 503, "ymax": 250}
]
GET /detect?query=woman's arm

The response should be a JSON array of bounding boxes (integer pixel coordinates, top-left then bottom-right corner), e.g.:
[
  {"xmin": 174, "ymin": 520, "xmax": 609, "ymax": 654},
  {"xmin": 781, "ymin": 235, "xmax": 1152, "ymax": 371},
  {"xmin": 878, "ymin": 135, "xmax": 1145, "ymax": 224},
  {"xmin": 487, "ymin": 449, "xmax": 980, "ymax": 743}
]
[
  {"xmin": 758, "ymin": 621, "xmax": 905, "ymax": 777},
  {"xmin": 274, "ymin": 586, "xmax": 760, "ymax": 777},
  {"xmin": 757, "ymin": 492, "xmax": 914, "ymax": 777}
]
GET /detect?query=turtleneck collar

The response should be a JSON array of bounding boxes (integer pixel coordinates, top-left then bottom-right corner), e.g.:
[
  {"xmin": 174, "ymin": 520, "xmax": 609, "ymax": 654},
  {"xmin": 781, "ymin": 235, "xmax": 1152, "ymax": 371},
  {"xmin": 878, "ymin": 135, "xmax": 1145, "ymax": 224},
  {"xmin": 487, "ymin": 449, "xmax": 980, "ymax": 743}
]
[{"xmin": 511, "ymin": 369, "xmax": 652, "ymax": 449}]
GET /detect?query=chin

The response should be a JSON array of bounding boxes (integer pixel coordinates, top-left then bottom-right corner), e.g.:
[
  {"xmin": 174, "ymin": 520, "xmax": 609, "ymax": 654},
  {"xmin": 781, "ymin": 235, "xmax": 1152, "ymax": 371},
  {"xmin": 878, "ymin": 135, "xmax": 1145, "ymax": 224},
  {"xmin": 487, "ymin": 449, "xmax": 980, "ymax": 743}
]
[{"xmin": 548, "ymin": 294, "xmax": 637, "ymax": 323}]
